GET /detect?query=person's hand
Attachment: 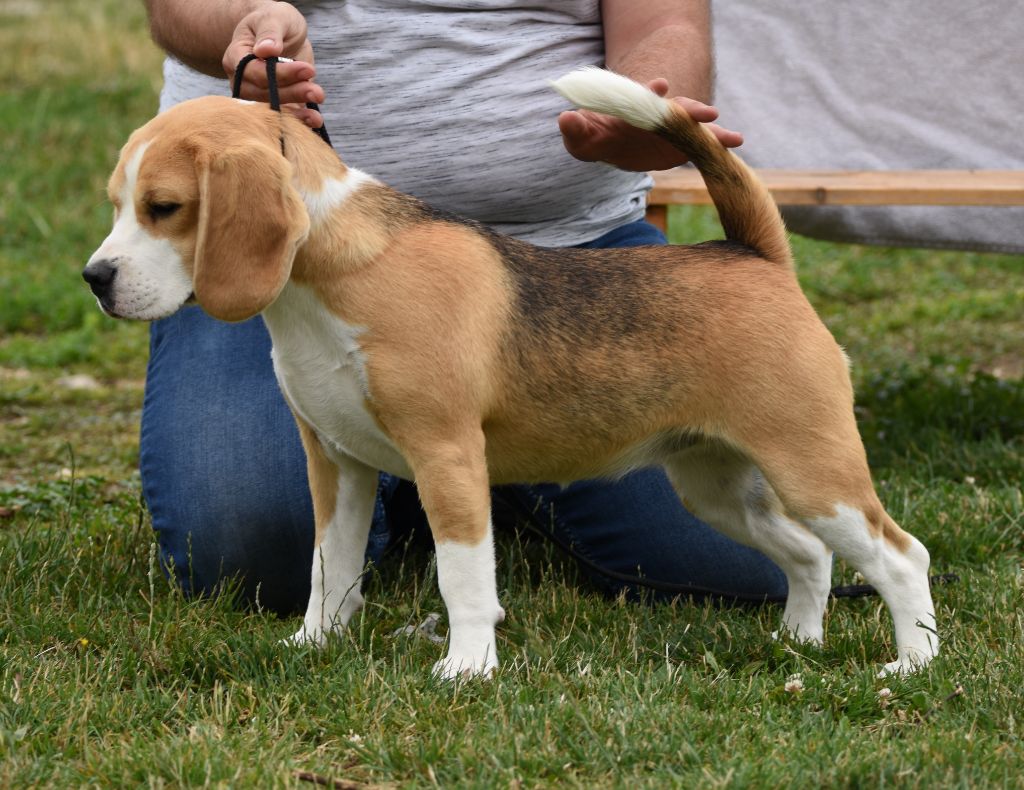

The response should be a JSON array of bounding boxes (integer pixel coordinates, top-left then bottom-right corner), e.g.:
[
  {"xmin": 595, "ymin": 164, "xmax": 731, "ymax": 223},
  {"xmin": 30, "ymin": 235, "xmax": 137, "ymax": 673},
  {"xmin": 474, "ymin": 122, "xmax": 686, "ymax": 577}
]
[
  {"xmin": 222, "ymin": 2, "xmax": 325, "ymax": 128},
  {"xmin": 558, "ymin": 78, "xmax": 743, "ymax": 171}
]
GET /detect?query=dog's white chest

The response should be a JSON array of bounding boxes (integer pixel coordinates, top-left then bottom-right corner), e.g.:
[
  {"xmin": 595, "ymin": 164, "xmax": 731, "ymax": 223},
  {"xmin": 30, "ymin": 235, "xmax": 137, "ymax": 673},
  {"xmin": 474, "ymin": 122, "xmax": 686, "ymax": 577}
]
[{"xmin": 262, "ymin": 283, "xmax": 411, "ymax": 478}]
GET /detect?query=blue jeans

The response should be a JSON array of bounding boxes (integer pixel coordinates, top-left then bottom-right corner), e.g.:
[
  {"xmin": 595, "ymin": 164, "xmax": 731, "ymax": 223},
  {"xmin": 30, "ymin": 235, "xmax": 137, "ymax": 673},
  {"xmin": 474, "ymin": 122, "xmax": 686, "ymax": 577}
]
[{"xmin": 141, "ymin": 220, "xmax": 787, "ymax": 614}]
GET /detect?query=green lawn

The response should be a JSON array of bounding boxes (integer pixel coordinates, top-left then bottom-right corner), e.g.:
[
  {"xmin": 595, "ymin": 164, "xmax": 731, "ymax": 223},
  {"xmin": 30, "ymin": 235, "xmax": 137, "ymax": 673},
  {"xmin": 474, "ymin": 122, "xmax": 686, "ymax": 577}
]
[{"xmin": 1, "ymin": 1, "xmax": 1022, "ymax": 786}]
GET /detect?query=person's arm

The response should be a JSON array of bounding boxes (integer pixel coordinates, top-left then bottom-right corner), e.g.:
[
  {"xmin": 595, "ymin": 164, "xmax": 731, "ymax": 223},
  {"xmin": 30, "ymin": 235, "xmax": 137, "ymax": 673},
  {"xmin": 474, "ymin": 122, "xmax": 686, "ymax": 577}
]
[
  {"xmin": 559, "ymin": 0, "xmax": 742, "ymax": 171},
  {"xmin": 144, "ymin": 0, "xmax": 324, "ymax": 124},
  {"xmin": 603, "ymin": 0, "xmax": 713, "ymax": 100}
]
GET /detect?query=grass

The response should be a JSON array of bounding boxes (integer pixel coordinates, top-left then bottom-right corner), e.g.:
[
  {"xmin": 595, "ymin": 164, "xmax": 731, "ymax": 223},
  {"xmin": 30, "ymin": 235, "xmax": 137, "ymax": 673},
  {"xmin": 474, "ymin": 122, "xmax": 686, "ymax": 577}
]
[{"xmin": 1, "ymin": 1, "xmax": 1022, "ymax": 786}]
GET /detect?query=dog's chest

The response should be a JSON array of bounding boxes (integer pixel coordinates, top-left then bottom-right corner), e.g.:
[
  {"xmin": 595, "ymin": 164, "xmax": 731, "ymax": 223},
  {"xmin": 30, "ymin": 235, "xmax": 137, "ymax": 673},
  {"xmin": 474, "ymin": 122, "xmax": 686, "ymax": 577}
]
[{"xmin": 262, "ymin": 284, "xmax": 412, "ymax": 477}]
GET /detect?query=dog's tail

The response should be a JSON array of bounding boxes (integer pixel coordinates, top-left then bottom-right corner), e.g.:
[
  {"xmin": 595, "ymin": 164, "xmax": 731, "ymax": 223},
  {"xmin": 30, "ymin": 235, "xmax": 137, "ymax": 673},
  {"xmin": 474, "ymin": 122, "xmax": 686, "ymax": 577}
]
[{"xmin": 551, "ymin": 67, "xmax": 790, "ymax": 267}]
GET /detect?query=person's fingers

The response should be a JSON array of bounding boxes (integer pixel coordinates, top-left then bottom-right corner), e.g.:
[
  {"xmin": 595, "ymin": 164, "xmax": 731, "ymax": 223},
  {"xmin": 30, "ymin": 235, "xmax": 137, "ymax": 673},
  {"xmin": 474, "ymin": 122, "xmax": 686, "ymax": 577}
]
[
  {"xmin": 276, "ymin": 59, "xmax": 319, "ymax": 90},
  {"xmin": 223, "ymin": 38, "xmax": 253, "ymax": 79},
  {"xmin": 239, "ymin": 77, "xmax": 326, "ymax": 106},
  {"xmin": 560, "ymin": 97, "xmax": 735, "ymax": 169},
  {"xmin": 634, "ymin": 83, "xmax": 743, "ymax": 146},
  {"xmin": 642, "ymin": 80, "xmax": 716, "ymax": 124},
  {"xmin": 237, "ymin": 59, "xmax": 325, "ymax": 105},
  {"xmin": 646, "ymin": 77, "xmax": 670, "ymax": 97},
  {"xmin": 251, "ymin": 33, "xmax": 285, "ymax": 60},
  {"xmin": 239, "ymin": 59, "xmax": 309, "ymax": 89},
  {"xmin": 557, "ymin": 109, "xmax": 590, "ymax": 139},
  {"xmin": 557, "ymin": 110, "xmax": 604, "ymax": 161},
  {"xmin": 223, "ymin": 4, "xmax": 318, "ymax": 95},
  {"xmin": 224, "ymin": 11, "xmax": 283, "ymax": 70},
  {"xmin": 283, "ymin": 103, "xmax": 324, "ymax": 128},
  {"xmin": 706, "ymin": 122, "xmax": 744, "ymax": 149},
  {"xmin": 673, "ymin": 96, "xmax": 718, "ymax": 123},
  {"xmin": 667, "ymin": 97, "xmax": 743, "ymax": 147}
]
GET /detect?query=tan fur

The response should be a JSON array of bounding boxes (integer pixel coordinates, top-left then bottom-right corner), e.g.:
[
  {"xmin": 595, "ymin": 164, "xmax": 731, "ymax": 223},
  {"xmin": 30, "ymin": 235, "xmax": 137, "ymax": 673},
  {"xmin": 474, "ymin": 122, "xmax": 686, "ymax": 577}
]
[
  {"xmin": 659, "ymin": 109, "xmax": 792, "ymax": 267},
  {"xmin": 294, "ymin": 217, "xmax": 512, "ymax": 545},
  {"xmin": 293, "ymin": 416, "xmax": 340, "ymax": 547}
]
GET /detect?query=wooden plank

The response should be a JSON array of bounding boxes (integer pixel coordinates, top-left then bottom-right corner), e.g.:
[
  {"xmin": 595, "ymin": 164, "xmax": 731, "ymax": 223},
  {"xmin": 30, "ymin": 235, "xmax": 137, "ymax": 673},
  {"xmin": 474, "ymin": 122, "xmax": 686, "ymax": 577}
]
[{"xmin": 648, "ymin": 169, "xmax": 1024, "ymax": 207}]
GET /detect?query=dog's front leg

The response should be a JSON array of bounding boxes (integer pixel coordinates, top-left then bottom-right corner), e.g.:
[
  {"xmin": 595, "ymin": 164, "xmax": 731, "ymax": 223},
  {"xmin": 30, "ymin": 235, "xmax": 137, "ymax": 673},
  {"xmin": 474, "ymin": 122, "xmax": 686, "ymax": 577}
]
[
  {"xmin": 289, "ymin": 419, "xmax": 378, "ymax": 646},
  {"xmin": 408, "ymin": 432, "xmax": 505, "ymax": 679}
]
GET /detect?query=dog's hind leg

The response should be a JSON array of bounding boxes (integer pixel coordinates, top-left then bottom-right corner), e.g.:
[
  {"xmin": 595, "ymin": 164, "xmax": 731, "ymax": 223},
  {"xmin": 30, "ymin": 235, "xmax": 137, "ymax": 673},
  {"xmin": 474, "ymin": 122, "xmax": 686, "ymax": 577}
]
[
  {"xmin": 663, "ymin": 444, "xmax": 834, "ymax": 644},
  {"xmin": 402, "ymin": 427, "xmax": 505, "ymax": 680},
  {"xmin": 728, "ymin": 407, "xmax": 938, "ymax": 675},
  {"xmin": 289, "ymin": 419, "xmax": 378, "ymax": 647}
]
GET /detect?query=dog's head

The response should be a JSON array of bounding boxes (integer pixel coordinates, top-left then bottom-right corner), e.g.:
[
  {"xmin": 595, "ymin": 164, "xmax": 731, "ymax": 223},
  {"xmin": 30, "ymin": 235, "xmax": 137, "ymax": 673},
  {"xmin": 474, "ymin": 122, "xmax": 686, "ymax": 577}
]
[{"xmin": 83, "ymin": 97, "xmax": 310, "ymax": 322}]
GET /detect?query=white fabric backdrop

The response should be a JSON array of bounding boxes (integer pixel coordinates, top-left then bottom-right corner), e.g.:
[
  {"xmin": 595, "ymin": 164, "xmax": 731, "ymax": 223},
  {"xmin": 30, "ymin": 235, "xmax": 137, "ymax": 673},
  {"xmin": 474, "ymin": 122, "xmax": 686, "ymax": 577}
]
[{"xmin": 712, "ymin": 1, "xmax": 1023, "ymax": 253}]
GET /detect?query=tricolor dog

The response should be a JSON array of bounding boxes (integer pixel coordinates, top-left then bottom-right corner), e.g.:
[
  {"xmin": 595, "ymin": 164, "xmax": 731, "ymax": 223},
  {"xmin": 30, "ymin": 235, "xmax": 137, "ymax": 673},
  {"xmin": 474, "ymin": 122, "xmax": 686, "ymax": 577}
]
[{"xmin": 83, "ymin": 68, "xmax": 938, "ymax": 678}]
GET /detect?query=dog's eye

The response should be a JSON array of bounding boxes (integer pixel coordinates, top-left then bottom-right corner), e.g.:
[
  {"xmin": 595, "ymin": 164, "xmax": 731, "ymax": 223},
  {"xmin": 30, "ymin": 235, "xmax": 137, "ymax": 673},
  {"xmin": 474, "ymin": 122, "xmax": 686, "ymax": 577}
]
[{"xmin": 148, "ymin": 202, "xmax": 182, "ymax": 220}]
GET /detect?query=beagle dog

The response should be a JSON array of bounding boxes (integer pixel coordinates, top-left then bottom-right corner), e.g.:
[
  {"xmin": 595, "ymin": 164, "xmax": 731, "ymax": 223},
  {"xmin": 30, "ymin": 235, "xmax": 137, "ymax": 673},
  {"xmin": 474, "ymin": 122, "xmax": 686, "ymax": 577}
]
[{"xmin": 83, "ymin": 68, "xmax": 938, "ymax": 678}]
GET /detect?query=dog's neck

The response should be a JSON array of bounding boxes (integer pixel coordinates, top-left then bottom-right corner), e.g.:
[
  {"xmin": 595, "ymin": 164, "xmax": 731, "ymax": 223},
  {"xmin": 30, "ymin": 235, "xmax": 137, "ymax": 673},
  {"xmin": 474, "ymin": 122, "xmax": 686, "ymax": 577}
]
[{"xmin": 280, "ymin": 121, "xmax": 409, "ymax": 283}]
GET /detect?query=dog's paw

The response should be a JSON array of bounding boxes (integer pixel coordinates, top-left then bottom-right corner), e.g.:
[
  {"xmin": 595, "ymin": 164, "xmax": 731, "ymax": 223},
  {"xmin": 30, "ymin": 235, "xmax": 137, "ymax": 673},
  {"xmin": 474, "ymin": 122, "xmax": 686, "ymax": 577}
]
[
  {"xmin": 282, "ymin": 626, "xmax": 330, "ymax": 649},
  {"xmin": 877, "ymin": 647, "xmax": 935, "ymax": 677},
  {"xmin": 771, "ymin": 625, "xmax": 824, "ymax": 646},
  {"xmin": 432, "ymin": 650, "xmax": 499, "ymax": 681},
  {"xmin": 877, "ymin": 659, "xmax": 917, "ymax": 677}
]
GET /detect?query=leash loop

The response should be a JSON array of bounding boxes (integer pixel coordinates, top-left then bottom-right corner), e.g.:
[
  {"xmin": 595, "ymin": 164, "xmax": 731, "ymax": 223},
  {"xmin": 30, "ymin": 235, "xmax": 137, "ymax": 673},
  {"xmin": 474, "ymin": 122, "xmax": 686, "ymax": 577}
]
[
  {"xmin": 230, "ymin": 53, "xmax": 259, "ymax": 100},
  {"xmin": 230, "ymin": 53, "xmax": 333, "ymax": 148}
]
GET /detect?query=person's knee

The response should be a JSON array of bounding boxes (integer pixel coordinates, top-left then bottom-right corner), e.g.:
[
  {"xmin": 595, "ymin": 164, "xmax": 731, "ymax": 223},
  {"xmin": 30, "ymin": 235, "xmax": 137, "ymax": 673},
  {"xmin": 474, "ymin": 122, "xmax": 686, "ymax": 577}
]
[
  {"xmin": 150, "ymin": 474, "xmax": 315, "ymax": 614},
  {"xmin": 141, "ymin": 311, "xmax": 317, "ymax": 613}
]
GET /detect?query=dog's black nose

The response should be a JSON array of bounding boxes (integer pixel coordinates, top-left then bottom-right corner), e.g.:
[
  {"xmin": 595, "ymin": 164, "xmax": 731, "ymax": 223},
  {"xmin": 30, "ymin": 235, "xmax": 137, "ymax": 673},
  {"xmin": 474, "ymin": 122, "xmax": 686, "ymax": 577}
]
[{"xmin": 82, "ymin": 260, "xmax": 117, "ymax": 299}]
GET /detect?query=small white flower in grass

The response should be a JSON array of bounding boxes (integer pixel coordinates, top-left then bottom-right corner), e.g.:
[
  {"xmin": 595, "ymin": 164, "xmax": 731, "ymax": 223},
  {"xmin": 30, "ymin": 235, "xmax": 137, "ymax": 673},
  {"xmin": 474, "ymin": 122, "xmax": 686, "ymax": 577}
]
[
  {"xmin": 57, "ymin": 374, "xmax": 101, "ymax": 391},
  {"xmin": 878, "ymin": 687, "xmax": 892, "ymax": 708},
  {"xmin": 965, "ymin": 476, "xmax": 976, "ymax": 486},
  {"xmin": 784, "ymin": 674, "xmax": 804, "ymax": 693},
  {"xmin": 346, "ymin": 730, "xmax": 363, "ymax": 745}
]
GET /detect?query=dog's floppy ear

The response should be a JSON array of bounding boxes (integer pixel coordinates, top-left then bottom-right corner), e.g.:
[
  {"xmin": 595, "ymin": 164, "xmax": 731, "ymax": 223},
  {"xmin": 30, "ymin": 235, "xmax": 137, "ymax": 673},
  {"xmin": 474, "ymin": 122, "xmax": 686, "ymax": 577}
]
[{"xmin": 194, "ymin": 142, "xmax": 309, "ymax": 322}]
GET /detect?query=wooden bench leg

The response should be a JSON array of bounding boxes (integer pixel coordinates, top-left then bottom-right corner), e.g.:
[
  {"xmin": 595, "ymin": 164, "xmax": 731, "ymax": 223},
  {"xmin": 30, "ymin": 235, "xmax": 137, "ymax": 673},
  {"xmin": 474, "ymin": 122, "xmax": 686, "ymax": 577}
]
[{"xmin": 645, "ymin": 204, "xmax": 668, "ymax": 234}]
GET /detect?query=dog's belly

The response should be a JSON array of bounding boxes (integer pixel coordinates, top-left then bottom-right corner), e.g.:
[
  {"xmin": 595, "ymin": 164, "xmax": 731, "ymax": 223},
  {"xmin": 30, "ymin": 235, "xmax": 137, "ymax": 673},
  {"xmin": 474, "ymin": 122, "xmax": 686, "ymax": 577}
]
[{"xmin": 263, "ymin": 285, "xmax": 413, "ymax": 478}]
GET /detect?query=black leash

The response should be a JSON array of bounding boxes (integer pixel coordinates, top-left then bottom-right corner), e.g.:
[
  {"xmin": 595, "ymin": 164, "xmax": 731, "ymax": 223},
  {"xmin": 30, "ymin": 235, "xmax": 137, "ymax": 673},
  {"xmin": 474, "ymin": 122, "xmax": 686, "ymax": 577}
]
[
  {"xmin": 511, "ymin": 507, "xmax": 959, "ymax": 603},
  {"xmin": 231, "ymin": 53, "xmax": 333, "ymax": 150}
]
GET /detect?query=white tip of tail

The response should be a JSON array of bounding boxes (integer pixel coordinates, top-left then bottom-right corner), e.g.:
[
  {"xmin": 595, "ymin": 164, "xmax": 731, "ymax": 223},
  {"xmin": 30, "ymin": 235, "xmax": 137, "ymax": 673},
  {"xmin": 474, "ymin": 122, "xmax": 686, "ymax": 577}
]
[{"xmin": 549, "ymin": 67, "xmax": 670, "ymax": 132}]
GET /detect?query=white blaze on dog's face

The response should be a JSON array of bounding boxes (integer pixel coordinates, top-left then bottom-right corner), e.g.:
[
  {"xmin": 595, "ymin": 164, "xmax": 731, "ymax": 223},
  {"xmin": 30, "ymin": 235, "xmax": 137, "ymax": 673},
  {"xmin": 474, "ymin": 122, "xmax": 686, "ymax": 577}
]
[
  {"xmin": 85, "ymin": 140, "xmax": 197, "ymax": 320},
  {"xmin": 83, "ymin": 98, "xmax": 311, "ymax": 324}
]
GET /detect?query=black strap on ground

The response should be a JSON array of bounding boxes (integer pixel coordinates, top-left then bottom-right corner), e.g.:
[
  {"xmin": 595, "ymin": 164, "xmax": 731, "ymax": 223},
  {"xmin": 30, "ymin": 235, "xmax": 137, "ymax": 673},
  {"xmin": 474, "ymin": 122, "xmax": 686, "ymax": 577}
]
[{"xmin": 516, "ymin": 516, "xmax": 959, "ymax": 604}]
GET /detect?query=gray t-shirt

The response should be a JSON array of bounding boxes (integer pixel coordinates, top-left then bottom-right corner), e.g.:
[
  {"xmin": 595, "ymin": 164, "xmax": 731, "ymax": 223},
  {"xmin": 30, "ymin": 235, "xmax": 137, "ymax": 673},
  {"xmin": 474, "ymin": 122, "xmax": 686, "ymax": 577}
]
[{"xmin": 158, "ymin": 0, "xmax": 651, "ymax": 246}]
